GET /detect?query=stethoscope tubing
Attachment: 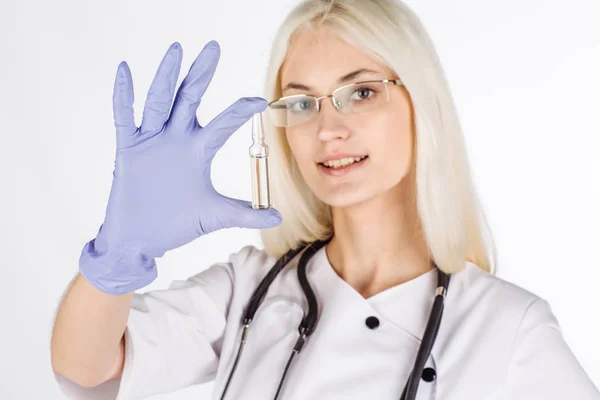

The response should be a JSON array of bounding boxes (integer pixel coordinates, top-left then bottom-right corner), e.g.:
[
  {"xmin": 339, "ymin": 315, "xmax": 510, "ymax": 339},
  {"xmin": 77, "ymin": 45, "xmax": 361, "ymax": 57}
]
[
  {"xmin": 219, "ymin": 238, "xmax": 451, "ymax": 400},
  {"xmin": 400, "ymin": 272, "xmax": 448, "ymax": 400}
]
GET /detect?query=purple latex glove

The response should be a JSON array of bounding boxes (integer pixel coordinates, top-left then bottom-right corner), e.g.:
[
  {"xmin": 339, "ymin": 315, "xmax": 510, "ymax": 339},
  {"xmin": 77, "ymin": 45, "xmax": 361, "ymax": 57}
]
[{"xmin": 79, "ymin": 40, "xmax": 282, "ymax": 295}]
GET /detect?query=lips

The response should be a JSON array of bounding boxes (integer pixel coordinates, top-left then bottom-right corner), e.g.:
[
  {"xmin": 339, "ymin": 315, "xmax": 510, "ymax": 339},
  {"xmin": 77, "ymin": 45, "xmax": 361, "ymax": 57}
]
[
  {"xmin": 318, "ymin": 154, "xmax": 368, "ymax": 164},
  {"xmin": 318, "ymin": 155, "xmax": 368, "ymax": 177},
  {"xmin": 318, "ymin": 155, "xmax": 368, "ymax": 168}
]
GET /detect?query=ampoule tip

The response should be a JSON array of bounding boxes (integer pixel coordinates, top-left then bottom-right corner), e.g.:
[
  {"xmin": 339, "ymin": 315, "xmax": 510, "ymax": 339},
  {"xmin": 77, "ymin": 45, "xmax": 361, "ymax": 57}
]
[{"xmin": 251, "ymin": 112, "xmax": 265, "ymax": 142}]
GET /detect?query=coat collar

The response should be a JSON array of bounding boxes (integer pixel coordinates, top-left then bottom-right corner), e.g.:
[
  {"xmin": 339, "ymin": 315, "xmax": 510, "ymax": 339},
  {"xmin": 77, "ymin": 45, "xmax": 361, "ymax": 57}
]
[{"xmin": 308, "ymin": 245, "xmax": 445, "ymax": 342}]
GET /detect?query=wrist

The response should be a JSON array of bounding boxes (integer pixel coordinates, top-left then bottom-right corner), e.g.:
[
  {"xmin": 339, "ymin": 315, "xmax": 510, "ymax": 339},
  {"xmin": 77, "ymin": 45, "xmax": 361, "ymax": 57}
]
[{"xmin": 78, "ymin": 238, "xmax": 158, "ymax": 295}]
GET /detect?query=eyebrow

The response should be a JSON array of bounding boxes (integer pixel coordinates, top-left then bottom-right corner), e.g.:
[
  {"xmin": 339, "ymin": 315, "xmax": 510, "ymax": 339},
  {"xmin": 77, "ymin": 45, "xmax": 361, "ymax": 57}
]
[{"xmin": 282, "ymin": 68, "xmax": 381, "ymax": 92}]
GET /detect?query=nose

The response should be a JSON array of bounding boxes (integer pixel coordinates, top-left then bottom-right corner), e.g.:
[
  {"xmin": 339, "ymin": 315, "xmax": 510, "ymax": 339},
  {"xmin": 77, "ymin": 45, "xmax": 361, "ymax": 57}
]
[{"xmin": 316, "ymin": 97, "xmax": 350, "ymax": 142}]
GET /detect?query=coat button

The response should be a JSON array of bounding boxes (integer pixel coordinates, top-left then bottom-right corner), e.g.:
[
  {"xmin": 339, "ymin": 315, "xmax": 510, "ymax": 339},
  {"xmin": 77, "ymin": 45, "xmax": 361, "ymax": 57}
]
[
  {"xmin": 365, "ymin": 316, "xmax": 380, "ymax": 329},
  {"xmin": 421, "ymin": 367, "xmax": 436, "ymax": 382}
]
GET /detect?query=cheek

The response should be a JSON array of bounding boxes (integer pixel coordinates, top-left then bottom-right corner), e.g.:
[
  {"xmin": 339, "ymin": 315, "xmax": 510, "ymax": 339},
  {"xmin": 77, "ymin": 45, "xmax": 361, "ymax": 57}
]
[
  {"xmin": 378, "ymin": 123, "xmax": 412, "ymax": 158},
  {"xmin": 369, "ymin": 112, "xmax": 414, "ymax": 182},
  {"xmin": 285, "ymin": 130, "xmax": 313, "ymax": 169}
]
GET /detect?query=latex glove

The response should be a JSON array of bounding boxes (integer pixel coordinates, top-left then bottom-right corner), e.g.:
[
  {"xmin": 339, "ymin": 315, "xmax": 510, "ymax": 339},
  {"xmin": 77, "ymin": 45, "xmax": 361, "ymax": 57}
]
[{"xmin": 79, "ymin": 40, "xmax": 282, "ymax": 295}]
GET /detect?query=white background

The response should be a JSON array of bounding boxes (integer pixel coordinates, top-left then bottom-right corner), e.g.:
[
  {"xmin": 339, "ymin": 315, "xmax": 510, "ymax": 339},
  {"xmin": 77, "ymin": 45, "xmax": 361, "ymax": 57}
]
[{"xmin": 1, "ymin": 0, "xmax": 599, "ymax": 398}]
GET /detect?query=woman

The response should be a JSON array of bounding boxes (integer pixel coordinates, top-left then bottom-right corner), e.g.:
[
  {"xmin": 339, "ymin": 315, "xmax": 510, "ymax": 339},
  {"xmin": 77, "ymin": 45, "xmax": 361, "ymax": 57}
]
[{"xmin": 50, "ymin": 0, "xmax": 600, "ymax": 399}]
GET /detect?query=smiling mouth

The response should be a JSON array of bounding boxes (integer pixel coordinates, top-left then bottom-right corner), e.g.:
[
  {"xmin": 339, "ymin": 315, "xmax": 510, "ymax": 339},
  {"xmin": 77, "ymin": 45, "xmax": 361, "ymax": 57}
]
[{"xmin": 318, "ymin": 155, "xmax": 368, "ymax": 169}]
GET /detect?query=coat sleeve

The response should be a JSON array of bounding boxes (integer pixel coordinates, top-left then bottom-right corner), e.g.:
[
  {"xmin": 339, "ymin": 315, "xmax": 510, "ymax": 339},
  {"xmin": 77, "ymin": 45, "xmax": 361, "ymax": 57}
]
[
  {"xmin": 502, "ymin": 297, "xmax": 600, "ymax": 399},
  {"xmin": 54, "ymin": 245, "xmax": 258, "ymax": 400}
]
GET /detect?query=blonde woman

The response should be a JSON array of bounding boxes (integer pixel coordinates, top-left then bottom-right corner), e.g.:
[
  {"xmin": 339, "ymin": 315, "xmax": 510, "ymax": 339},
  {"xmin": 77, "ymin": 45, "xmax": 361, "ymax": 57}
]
[{"xmin": 51, "ymin": 0, "xmax": 600, "ymax": 399}]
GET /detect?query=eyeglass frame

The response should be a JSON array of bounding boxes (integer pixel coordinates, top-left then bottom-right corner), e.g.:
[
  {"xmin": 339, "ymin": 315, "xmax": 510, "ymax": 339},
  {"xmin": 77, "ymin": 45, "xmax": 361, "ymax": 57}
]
[{"xmin": 267, "ymin": 78, "xmax": 405, "ymax": 126}]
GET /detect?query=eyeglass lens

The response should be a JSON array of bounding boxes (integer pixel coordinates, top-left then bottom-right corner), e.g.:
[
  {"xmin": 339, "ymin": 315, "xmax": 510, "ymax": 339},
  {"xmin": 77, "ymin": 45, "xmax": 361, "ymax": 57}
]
[{"xmin": 267, "ymin": 81, "xmax": 392, "ymax": 128}]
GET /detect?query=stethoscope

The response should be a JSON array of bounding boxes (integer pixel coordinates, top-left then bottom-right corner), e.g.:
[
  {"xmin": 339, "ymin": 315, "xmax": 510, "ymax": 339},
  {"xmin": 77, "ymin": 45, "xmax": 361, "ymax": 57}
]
[{"xmin": 219, "ymin": 236, "xmax": 451, "ymax": 400}]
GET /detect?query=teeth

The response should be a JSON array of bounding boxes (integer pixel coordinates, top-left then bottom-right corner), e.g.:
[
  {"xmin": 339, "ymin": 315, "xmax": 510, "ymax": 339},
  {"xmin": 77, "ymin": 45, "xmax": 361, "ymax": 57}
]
[{"xmin": 322, "ymin": 156, "xmax": 366, "ymax": 168}]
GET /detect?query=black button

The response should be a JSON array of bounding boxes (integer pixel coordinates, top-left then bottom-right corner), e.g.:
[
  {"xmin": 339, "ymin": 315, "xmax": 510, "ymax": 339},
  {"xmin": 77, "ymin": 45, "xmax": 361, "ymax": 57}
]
[
  {"xmin": 421, "ymin": 367, "xmax": 436, "ymax": 382},
  {"xmin": 365, "ymin": 316, "xmax": 380, "ymax": 329}
]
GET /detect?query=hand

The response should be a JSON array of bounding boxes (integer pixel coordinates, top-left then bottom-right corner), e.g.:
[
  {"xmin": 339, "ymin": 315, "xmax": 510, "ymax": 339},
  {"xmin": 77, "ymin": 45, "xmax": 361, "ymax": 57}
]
[{"xmin": 79, "ymin": 40, "xmax": 282, "ymax": 295}]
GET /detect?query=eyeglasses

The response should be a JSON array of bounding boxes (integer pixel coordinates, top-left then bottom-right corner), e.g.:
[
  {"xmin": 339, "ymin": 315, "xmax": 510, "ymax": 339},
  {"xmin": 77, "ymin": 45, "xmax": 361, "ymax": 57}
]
[{"xmin": 266, "ymin": 79, "xmax": 404, "ymax": 128}]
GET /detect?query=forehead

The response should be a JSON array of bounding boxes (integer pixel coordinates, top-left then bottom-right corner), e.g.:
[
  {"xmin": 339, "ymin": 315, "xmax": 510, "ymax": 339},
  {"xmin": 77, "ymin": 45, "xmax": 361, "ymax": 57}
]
[{"xmin": 280, "ymin": 29, "xmax": 392, "ymax": 91}]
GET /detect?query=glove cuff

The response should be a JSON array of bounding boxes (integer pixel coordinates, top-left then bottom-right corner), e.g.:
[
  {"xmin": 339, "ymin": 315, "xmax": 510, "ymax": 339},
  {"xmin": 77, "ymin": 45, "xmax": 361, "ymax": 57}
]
[{"xmin": 78, "ymin": 238, "xmax": 158, "ymax": 295}]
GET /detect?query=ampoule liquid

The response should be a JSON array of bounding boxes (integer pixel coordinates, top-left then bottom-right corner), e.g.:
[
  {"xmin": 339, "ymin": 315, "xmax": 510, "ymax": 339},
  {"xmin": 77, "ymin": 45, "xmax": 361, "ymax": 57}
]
[
  {"xmin": 249, "ymin": 112, "xmax": 272, "ymax": 209},
  {"xmin": 251, "ymin": 155, "xmax": 271, "ymax": 209}
]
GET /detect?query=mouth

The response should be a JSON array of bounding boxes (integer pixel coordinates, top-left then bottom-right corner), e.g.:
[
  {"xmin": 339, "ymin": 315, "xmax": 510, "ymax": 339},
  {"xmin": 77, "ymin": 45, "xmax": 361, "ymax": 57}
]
[{"xmin": 317, "ymin": 155, "xmax": 368, "ymax": 176}]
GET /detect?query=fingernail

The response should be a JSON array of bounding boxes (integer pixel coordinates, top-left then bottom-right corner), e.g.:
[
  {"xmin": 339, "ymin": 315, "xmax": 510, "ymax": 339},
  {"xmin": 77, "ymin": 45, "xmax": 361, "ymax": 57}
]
[
  {"xmin": 268, "ymin": 215, "xmax": 282, "ymax": 225},
  {"xmin": 206, "ymin": 40, "xmax": 220, "ymax": 52},
  {"xmin": 117, "ymin": 62, "xmax": 126, "ymax": 79},
  {"xmin": 169, "ymin": 46, "xmax": 180, "ymax": 58},
  {"xmin": 251, "ymin": 97, "xmax": 268, "ymax": 106}
]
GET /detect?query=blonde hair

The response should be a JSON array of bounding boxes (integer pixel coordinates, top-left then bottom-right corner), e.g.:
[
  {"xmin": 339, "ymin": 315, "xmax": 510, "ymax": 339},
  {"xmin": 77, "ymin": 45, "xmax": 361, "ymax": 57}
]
[{"xmin": 259, "ymin": 0, "xmax": 497, "ymax": 275}]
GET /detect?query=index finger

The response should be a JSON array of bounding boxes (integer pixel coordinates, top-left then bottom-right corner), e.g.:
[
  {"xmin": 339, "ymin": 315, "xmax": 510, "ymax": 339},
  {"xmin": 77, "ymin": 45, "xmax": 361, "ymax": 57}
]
[{"xmin": 200, "ymin": 97, "xmax": 268, "ymax": 161}]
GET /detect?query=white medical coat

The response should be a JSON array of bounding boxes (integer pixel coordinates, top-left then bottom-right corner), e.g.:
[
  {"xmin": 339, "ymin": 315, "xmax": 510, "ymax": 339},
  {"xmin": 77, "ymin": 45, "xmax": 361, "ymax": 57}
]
[{"xmin": 55, "ymin": 244, "xmax": 600, "ymax": 399}]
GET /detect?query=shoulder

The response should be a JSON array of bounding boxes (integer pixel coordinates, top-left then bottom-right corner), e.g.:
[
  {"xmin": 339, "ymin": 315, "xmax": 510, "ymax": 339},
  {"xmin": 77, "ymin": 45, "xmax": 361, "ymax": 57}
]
[
  {"xmin": 435, "ymin": 262, "xmax": 566, "ymax": 382},
  {"xmin": 437, "ymin": 266, "xmax": 599, "ymax": 397},
  {"xmin": 182, "ymin": 244, "xmax": 274, "ymax": 282},
  {"xmin": 218, "ymin": 244, "xmax": 278, "ymax": 287},
  {"xmin": 157, "ymin": 244, "xmax": 274, "ymax": 301},
  {"xmin": 225, "ymin": 244, "xmax": 275, "ymax": 269},
  {"xmin": 442, "ymin": 261, "xmax": 559, "ymax": 345},
  {"xmin": 448, "ymin": 261, "xmax": 550, "ymax": 318}
]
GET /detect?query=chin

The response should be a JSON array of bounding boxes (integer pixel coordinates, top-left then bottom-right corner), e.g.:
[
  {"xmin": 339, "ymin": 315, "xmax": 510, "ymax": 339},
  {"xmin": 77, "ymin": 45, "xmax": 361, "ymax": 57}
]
[{"xmin": 314, "ymin": 186, "xmax": 374, "ymax": 208}]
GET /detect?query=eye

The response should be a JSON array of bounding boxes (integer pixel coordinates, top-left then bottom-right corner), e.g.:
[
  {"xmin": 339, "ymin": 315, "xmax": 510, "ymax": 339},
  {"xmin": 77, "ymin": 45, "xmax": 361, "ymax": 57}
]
[
  {"xmin": 289, "ymin": 98, "xmax": 314, "ymax": 113},
  {"xmin": 350, "ymin": 86, "xmax": 377, "ymax": 101}
]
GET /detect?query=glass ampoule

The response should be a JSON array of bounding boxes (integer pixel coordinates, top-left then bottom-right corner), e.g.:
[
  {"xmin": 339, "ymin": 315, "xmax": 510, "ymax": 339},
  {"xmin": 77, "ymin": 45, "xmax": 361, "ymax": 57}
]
[{"xmin": 249, "ymin": 112, "xmax": 272, "ymax": 209}]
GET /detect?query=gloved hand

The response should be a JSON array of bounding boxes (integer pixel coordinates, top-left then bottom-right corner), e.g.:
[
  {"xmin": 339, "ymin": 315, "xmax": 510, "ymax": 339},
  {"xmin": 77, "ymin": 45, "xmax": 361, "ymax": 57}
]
[{"xmin": 79, "ymin": 40, "xmax": 282, "ymax": 295}]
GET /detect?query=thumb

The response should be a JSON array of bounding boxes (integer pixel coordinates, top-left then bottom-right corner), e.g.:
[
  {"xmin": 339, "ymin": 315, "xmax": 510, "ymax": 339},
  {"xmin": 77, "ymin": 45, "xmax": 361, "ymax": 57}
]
[{"xmin": 219, "ymin": 197, "xmax": 283, "ymax": 230}]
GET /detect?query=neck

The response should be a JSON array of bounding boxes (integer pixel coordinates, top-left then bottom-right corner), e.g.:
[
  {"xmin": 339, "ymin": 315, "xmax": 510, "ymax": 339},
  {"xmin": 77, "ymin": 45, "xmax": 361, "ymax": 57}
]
[{"xmin": 326, "ymin": 174, "xmax": 434, "ymax": 299}]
